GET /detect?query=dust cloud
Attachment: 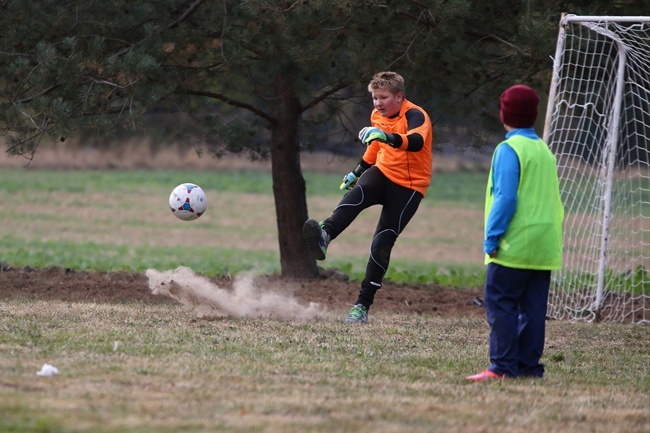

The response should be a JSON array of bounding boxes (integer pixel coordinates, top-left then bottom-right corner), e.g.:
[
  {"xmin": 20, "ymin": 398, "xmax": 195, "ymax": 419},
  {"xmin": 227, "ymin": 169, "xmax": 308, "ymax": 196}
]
[{"xmin": 145, "ymin": 266, "xmax": 324, "ymax": 320}]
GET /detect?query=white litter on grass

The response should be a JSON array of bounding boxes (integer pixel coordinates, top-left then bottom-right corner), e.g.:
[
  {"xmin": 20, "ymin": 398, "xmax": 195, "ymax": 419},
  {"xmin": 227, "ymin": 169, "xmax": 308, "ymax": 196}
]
[
  {"xmin": 36, "ymin": 363, "xmax": 59, "ymax": 377},
  {"xmin": 145, "ymin": 266, "xmax": 324, "ymax": 320}
]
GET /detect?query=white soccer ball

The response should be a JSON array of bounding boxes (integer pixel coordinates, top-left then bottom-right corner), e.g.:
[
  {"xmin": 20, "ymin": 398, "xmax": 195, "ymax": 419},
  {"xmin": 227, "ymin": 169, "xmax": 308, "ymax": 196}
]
[{"xmin": 168, "ymin": 183, "xmax": 208, "ymax": 221}]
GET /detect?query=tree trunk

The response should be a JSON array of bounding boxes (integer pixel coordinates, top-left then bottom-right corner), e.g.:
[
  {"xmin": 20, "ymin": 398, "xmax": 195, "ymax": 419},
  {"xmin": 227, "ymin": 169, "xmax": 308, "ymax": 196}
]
[{"xmin": 270, "ymin": 79, "xmax": 320, "ymax": 279}]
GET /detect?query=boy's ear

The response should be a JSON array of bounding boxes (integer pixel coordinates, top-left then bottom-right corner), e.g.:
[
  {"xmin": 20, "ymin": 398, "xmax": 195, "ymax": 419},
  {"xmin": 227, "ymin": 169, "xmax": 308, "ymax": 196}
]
[{"xmin": 396, "ymin": 92, "xmax": 404, "ymax": 102}]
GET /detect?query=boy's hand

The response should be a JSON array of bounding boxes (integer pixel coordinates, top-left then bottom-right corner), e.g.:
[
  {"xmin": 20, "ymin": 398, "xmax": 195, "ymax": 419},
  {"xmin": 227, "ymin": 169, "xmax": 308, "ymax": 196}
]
[
  {"xmin": 339, "ymin": 172, "xmax": 358, "ymax": 190},
  {"xmin": 358, "ymin": 127, "xmax": 387, "ymax": 144}
]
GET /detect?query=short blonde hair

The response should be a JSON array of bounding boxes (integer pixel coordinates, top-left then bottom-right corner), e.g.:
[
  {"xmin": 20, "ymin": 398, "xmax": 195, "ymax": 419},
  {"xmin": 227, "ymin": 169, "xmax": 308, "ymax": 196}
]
[{"xmin": 368, "ymin": 71, "xmax": 406, "ymax": 97}]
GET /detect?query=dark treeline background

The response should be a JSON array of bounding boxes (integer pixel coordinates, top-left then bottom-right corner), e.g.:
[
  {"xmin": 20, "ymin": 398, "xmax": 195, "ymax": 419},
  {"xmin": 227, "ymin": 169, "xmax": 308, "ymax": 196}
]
[{"xmin": 0, "ymin": 0, "xmax": 645, "ymax": 278}]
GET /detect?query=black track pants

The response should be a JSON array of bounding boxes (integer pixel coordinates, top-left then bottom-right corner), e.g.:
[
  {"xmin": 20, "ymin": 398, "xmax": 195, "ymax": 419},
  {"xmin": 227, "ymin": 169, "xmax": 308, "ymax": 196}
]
[{"xmin": 322, "ymin": 167, "xmax": 423, "ymax": 309}]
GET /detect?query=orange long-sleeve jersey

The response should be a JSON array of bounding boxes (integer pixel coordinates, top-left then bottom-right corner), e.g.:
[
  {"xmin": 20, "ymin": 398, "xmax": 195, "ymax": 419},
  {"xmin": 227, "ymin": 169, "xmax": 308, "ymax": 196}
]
[{"xmin": 362, "ymin": 99, "xmax": 433, "ymax": 196}]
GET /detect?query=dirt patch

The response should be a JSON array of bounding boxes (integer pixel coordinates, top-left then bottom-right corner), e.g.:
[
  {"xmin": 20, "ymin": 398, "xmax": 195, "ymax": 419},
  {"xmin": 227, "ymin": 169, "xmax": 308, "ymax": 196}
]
[{"xmin": 0, "ymin": 264, "xmax": 485, "ymax": 319}]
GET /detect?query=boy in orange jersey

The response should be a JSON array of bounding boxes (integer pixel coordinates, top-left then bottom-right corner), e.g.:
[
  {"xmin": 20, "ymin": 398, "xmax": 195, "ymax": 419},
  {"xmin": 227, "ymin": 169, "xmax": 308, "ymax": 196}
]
[{"xmin": 303, "ymin": 71, "xmax": 433, "ymax": 323}]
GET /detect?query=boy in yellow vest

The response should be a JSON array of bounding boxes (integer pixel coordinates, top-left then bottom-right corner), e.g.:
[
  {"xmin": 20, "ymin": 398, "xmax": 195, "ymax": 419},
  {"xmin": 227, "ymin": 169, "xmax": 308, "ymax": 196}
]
[{"xmin": 467, "ymin": 84, "xmax": 564, "ymax": 381}]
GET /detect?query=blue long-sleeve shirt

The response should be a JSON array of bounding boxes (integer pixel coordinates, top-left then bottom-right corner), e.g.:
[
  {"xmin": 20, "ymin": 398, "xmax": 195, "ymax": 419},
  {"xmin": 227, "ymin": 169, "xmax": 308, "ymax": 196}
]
[{"xmin": 484, "ymin": 128, "xmax": 540, "ymax": 255}]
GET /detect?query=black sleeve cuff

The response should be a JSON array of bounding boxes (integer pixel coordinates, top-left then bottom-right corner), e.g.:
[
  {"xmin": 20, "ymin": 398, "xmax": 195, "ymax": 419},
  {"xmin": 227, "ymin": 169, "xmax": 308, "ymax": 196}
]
[
  {"xmin": 355, "ymin": 160, "xmax": 372, "ymax": 175},
  {"xmin": 386, "ymin": 133, "xmax": 402, "ymax": 148}
]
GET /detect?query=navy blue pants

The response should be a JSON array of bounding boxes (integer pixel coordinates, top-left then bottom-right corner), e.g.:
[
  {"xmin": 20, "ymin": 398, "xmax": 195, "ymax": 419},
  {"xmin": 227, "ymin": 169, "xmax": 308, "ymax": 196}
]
[{"xmin": 484, "ymin": 263, "xmax": 550, "ymax": 378}]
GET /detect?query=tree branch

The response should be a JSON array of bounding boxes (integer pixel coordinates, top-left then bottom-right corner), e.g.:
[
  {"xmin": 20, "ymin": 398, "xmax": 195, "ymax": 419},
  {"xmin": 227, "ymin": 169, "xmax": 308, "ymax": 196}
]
[
  {"xmin": 474, "ymin": 34, "xmax": 531, "ymax": 57},
  {"xmin": 167, "ymin": 0, "xmax": 206, "ymax": 29},
  {"xmin": 13, "ymin": 84, "xmax": 60, "ymax": 104},
  {"xmin": 111, "ymin": 0, "xmax": 207, "ymax": 59},
  {"xmin": 302, "ymin": 81, "xmax": 350, "ymax": 112},
  {"xmin": 181, "ymin": 88, "xmax": 276, "ymax": 124}
]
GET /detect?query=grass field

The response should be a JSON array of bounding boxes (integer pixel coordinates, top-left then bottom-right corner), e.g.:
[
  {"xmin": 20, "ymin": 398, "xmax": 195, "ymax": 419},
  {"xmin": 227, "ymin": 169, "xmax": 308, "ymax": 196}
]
[
  {"xmin": 0, "ymin": 164, "xmax": 648, "ymax": 432},
  {"xmin": 1, "ymin": 300, "xmax": 648, "ymax": 433},
  {"xmin": 0, "ymin": 167, "xmax": 487, "ymax": 284}
]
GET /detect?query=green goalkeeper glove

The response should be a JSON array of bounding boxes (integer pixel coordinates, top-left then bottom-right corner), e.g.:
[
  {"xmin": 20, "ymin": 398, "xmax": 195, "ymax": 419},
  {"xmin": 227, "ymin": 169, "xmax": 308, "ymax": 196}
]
[
  {"xmin": 358, "ymin": 127, "xmax": 387, "ymax": 145},
  {"xmin": 340, "ymin": 172, "xmax": 358, "ymax": 190},
  {"xmin": 339, "ymin": 164, "xmax": 366, "ymax": 190}
]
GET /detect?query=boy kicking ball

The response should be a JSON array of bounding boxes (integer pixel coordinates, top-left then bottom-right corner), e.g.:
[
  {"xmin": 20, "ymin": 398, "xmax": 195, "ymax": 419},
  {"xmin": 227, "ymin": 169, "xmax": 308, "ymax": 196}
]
[{"xmin": 303, "ymin": 71, "xmax": 433, "ymax": 324}]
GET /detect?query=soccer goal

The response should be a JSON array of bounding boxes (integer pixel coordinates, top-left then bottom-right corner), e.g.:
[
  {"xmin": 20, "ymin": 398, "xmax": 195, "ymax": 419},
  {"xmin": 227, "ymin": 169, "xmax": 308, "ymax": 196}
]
[{"xmin": 543, "ymin": 14, "xmax": 649, "ymax": 323}]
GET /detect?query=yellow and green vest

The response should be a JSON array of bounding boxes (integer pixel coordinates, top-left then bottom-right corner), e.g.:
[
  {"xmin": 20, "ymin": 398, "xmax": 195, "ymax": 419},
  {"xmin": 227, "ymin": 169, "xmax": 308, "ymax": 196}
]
[{"xmin": 485, "ymin": 135, "xmax": 564, "ymax": 270}]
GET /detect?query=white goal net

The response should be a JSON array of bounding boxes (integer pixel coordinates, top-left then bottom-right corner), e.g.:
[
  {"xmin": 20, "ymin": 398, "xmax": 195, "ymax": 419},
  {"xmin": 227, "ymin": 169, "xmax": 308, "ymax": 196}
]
[{"xmin": 543, "ymin": 15, "xmax": 649, "ymax": 324}]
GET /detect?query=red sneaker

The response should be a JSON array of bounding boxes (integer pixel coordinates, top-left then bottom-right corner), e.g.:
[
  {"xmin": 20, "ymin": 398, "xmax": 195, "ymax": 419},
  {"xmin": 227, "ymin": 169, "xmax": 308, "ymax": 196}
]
[{"xmin": 466, "ymin": 369, "xmax": 504, "ymax": 382}]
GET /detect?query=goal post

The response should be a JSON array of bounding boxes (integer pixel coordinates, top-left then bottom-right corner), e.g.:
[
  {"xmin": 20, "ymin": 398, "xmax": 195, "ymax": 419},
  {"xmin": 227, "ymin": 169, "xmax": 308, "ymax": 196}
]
[{"xmin": 543, "ymin": 14, "xmax": 649, "ymax": 324}]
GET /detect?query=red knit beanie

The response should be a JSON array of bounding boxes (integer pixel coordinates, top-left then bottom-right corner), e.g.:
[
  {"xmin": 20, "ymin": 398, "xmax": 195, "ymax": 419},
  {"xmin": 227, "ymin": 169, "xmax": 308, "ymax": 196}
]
[{"xmin": 500, "ymin": 84, "xmax": 540, "ymax": 128}]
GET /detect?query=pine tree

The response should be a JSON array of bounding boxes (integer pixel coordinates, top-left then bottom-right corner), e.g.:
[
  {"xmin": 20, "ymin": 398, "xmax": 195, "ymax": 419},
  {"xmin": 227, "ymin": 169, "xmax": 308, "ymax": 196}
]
[{"xmin": 1, "ymin": 0, "xmax": 640, "ymax": 278}]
